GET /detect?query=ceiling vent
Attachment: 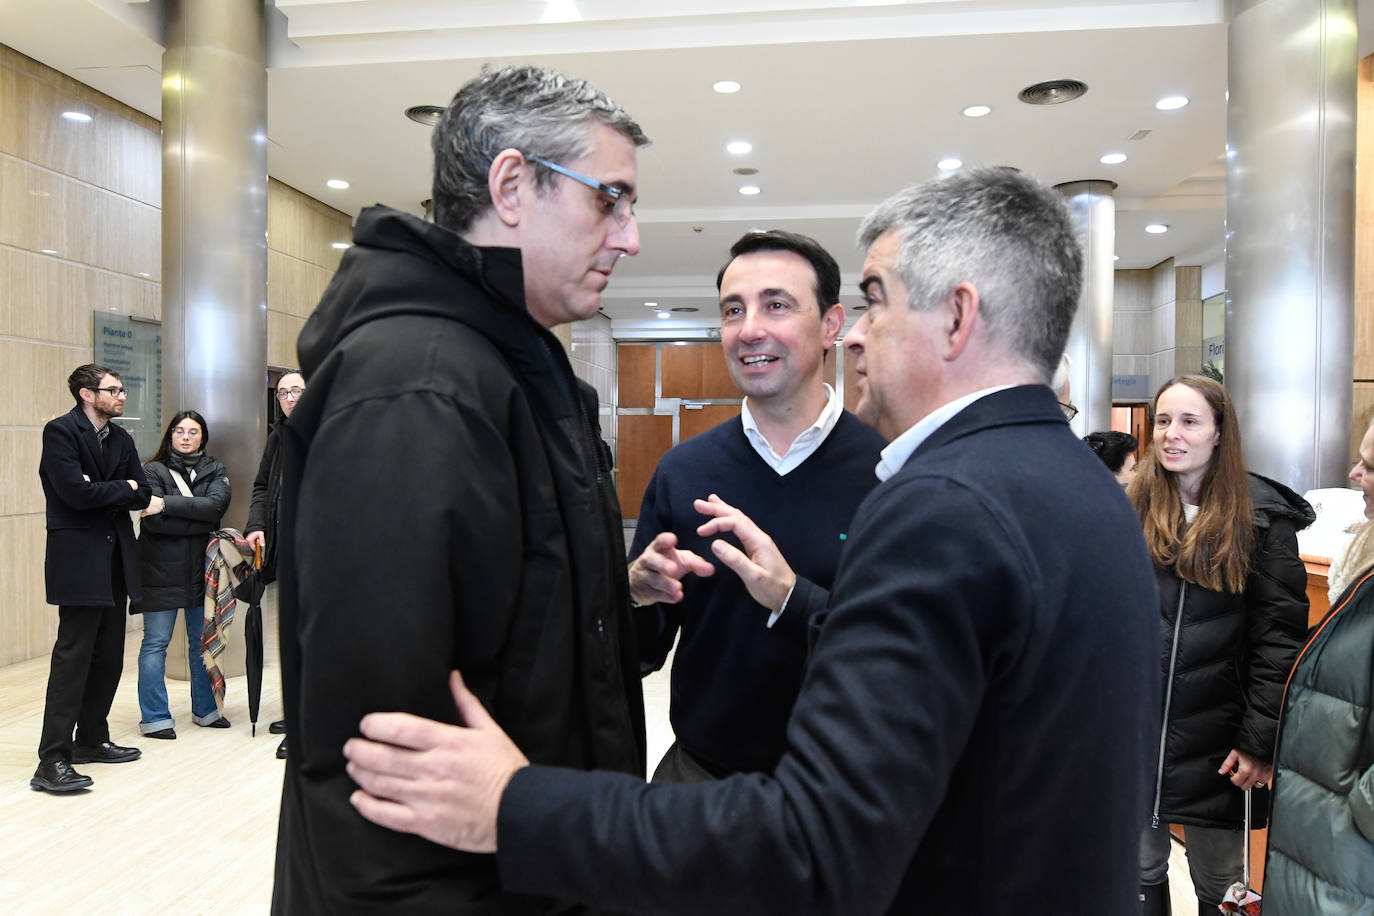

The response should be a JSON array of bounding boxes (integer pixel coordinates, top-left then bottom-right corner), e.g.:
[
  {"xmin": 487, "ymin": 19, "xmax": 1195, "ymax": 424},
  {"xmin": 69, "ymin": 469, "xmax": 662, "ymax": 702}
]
[
  {"xmin": 405, "ymin": 105, "xmax": 445, "ymax": 126},
  {"xmin": 1017, "ymin": 80, "xmax": 1088, "ymax": 106},
  {"xmin": 1129, "ymin": 128, "xmax": 1152, "ymax": 141}
]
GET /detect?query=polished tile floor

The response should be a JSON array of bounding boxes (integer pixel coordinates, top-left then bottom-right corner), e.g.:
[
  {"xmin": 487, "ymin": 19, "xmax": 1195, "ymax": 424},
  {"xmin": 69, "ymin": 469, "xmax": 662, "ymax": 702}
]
[{"xmin": 0, "ymin": 588, "xmax": 1195, "ymax": 912}]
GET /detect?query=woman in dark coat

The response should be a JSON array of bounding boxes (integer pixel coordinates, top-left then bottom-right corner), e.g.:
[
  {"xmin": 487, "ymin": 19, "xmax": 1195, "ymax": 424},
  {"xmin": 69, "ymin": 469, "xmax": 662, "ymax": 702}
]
[
  {"xmin": 131, "ymin": 410, "xmax": 232, "ymax": 738},
  {"xmin": 1129, "ymin": 375, "xmax": 1312, "ymax": 914},
  {"xmin": 1264, "ymin": 421, "xmax": 1374, "ymax": 913}
]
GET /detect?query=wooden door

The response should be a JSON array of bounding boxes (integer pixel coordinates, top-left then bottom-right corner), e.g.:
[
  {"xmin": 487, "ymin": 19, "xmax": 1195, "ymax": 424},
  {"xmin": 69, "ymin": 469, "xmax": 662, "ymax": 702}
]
[
  {"xmin": 680, "ymin": 404, "xmax": 741, "ymax": 442},
  {"xmin": 616, "ymin": 414, "xmax": 673, "ymax": 519}
]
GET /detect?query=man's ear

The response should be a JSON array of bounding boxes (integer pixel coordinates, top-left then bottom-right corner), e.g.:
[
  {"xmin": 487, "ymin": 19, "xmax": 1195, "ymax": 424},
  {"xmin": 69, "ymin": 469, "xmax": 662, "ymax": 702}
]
[
  {"xmin": 820, "ymin": 303, "xmax": 845, "ymax": 349},
  {"xmin": 488, "ymin": 148, "xmax": 531, "ymax": 228},
  {"xmin": 941, "ymin": 282, "xmax": 981, "ymax": 361}
]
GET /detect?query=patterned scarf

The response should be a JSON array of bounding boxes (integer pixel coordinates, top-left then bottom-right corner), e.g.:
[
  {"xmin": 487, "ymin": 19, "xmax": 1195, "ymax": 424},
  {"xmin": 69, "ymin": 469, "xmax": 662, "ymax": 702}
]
[{"xmin": 202, "ymin": 529, "xmax": 255, "ymax": 713}]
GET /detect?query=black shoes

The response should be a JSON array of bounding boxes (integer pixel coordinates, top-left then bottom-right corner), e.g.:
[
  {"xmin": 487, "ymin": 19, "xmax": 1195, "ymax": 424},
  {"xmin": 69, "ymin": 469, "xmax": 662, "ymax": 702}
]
[
  {"xmin": 276, "ymin": 737, "xmax": 287, "ymax": 759},
  {"xmin": 71, "ymin": 741, "xmax": 141, "ymax": 764},
  {"xmin": 197, "ymin": 716, "xmax": 231, "ymax": 729},
  {"xmin": 268, "ymin": 719, "xmax": 287, "ymax": 735},
  {"xmin": 145, "ymin": 728, "xmax": 176, "ymax": 740},
  {"xmin": 31, "ymin": 760, "xmax": 93, "ymax": 792}
]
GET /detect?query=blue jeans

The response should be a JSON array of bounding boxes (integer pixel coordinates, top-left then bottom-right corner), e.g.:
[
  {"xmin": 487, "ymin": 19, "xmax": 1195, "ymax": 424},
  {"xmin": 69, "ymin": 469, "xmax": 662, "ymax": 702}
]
[{"xmin": 137, "ymin": 608, "xmax": 221, "ymax": 731}]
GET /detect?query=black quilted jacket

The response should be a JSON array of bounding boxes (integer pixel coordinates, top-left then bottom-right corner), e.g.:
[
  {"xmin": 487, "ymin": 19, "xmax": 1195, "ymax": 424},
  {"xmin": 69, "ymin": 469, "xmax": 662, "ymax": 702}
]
[{"xmin": 1149, "ymin": 473, "xmax": 1313, "ymax": 829}]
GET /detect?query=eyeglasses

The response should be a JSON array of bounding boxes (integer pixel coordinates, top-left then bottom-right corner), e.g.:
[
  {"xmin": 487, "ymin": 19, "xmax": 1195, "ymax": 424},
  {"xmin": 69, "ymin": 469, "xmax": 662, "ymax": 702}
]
[
  {"xmin": 527, "ymin": 156, "xmax": 634, "ymax": 227},
  {"xmin": 1060, "ymin": 401, "xmax": 1079, "ymax": 421},
  {"xmin": 172, "ymin": 428, "xmax": 201, "ymax": 438},
  {"xmin": 277, "ymin": 387, "xmax": 305, "ymax": 401},
  {"xmin": 93, "ymin": 386, "xmax": 128, "ymax": 398}
]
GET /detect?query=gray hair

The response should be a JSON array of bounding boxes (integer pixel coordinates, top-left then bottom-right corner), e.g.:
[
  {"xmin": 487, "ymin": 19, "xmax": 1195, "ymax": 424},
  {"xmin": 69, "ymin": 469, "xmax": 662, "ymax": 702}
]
[
  {"xmin": 431, "ymin": 64, "xmax": 649, "ymax": 232},
  {"xmin": 857, "ymin": 166, "xmax": 1083, "ymax": 382}
]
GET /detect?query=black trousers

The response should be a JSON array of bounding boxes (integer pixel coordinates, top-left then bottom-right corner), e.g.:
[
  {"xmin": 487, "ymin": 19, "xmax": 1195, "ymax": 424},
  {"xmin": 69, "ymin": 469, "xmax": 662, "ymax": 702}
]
[{"xmin": 37, "ymin": 551, "xmax": 128, "ymax": 764}]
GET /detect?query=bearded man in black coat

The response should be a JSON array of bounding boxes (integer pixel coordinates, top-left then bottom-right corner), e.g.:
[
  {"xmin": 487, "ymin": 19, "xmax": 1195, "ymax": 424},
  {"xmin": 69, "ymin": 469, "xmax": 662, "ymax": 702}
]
[{"xmin": 32, "ymin": 364, "xmax": 156, "ymax": 793}]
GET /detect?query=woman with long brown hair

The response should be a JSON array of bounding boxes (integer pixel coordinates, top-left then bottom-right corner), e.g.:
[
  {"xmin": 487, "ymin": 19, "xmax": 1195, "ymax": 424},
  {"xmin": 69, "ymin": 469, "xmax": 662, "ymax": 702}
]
[{"xmin": 1130, "ymin": 375, "xmax": 1312, "ymax": 914}]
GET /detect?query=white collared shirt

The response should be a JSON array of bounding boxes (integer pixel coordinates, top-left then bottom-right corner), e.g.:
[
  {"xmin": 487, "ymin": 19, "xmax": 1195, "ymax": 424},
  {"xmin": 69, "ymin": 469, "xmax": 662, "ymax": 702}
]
[
  {"xmin": 740, "ymin": 383, "xmax": 843, "ymax": 477},
  {"xmin": 875, "ymin": 385, "xmax": 1016, "ymax": 482}
]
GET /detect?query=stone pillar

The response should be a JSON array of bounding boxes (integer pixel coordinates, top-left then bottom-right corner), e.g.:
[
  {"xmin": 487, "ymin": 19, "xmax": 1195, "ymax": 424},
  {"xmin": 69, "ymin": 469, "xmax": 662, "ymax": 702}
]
[
  {"xmin": 161, "ymin": 0, "xmax": 268, "ymax": 679},
  {"xmin": 1056, "ymin": 180, "xmax": 1116, "ymax": 436},
  {"xmin": 1226, "ymin": 0, "xmax": 1356, "ymax": 490}
]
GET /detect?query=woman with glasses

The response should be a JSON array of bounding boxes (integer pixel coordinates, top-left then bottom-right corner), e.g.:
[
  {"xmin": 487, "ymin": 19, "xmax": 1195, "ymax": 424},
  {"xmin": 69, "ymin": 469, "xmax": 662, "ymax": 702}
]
[
  {"xmin": 1130, "ymin": 375, "xmax": 1312, "ymax": 914},
  {"xmin": 130, "ymin": 410, "xmax": 232, "ymax": 738}
]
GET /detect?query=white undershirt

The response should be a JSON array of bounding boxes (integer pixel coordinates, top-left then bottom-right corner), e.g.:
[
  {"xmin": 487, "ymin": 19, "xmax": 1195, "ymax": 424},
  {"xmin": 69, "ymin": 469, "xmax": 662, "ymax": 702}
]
[{"xmin": 740, "ymin": 384, "xmax": 843, "ymax": 477}]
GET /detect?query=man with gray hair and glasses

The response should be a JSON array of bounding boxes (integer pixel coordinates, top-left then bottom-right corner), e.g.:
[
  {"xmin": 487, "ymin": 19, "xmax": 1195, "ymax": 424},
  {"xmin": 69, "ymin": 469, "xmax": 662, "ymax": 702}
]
[
  {"xmin": 342, "ymin": 167, "xmax": 1160, "ymax": 914},
  {"xmin": 271, "ymin": 64, "xmax": 648, "ymax": 912}
]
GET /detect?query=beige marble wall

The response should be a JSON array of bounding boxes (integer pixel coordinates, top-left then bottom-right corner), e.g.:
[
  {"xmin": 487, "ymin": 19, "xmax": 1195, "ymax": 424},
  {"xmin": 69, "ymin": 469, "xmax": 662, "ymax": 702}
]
[
  {"xmin": 1112, "ymin": 259, "xmax": 1203, "ymax": 402},
  {"xmin": 266, "ymin": 179, "xmax": 350, "ymax": 369},
  {"xmin": 0, "ymin": 45, "xmax": 161, "ymax": 667},
  {"xmin": 0, "ymin": 46, "xmax": 350, "ymax": 667}
]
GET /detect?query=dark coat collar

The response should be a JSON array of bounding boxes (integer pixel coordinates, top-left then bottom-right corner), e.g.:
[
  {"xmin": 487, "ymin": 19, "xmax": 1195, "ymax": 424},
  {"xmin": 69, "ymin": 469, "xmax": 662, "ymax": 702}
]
[{"xmin": 913, "ymin": 384, "xmax": 1065, "ymax": 463}]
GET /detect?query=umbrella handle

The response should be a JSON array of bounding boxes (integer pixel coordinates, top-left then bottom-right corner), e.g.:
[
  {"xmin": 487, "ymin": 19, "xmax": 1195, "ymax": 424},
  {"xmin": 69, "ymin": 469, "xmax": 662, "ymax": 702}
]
[{"xmin": 252, "ymin": 540, "xmax": 262, "ymax": 571}]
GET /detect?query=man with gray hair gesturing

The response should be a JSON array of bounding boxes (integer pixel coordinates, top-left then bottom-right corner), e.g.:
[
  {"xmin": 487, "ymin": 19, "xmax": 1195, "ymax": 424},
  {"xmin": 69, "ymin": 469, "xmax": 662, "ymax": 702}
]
[
  {"xmin": 343, "ymin": 167, "xmax": 1160, "ymax": 914},
  {"xmin": 271, "ymin": 65, "xmax": 648, "ymax": 912}
]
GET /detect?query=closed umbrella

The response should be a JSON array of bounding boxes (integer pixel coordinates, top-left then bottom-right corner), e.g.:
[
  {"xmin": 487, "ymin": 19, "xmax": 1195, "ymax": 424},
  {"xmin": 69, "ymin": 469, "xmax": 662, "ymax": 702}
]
[
  {"xmin": 232, "ymin": 541, "xmax": 267, "ymax": 737},
  {"xmin": 1219, "ymin": 788, "xmax": 1262, "ymax": 914}
]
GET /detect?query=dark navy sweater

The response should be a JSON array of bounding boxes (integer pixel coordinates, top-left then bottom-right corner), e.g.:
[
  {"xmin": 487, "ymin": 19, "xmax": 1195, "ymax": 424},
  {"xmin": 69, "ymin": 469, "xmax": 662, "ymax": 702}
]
[{"xmin": 630, "ymin": 410, "xmax": 885, "ymax": 773}]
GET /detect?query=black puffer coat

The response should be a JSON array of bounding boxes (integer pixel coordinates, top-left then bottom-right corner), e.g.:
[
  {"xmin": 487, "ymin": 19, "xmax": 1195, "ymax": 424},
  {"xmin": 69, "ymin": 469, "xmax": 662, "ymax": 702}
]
[
  {"xmin": 130, "ymin": 452, "xmax": 231, "ymax": 612},
  {"xmin": 1150, "ymin": 473, "xmax": 1313, "ymax": 829},
  {"xmin": 1265, "ymin": 563, "xmax": 1374, "ymax": 913}
]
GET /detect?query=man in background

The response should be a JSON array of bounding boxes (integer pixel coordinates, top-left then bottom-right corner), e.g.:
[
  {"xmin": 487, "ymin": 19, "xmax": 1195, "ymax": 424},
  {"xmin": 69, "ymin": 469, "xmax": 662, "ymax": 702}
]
[
  {"xmin": 32, "ymin": 364, "xmax": 156, "ymax": 793},
  {"xmin": 245, "ymin": 369, "xmax": 304, "ymax": 760}
]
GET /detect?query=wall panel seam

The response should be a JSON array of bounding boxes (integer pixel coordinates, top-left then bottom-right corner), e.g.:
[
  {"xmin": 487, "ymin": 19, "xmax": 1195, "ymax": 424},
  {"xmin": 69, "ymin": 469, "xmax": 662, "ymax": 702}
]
[
  {"xmin": 0, "ymin": 242, "xmax": 162, "ymax": 284},
  {"xmin": 0, "ymin": 150, "xmax": 160, "ymax": 211}
]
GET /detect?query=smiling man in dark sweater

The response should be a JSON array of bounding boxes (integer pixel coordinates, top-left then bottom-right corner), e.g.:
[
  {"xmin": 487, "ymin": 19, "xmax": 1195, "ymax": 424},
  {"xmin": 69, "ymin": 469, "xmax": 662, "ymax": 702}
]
[{"xmin": 628, "ymin": 230, "xmax": 885, "ymax": 782}]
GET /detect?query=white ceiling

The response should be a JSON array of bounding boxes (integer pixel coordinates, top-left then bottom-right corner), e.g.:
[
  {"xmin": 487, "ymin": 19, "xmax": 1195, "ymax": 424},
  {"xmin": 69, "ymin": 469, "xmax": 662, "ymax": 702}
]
[{"xmin": 0, "ymin": 0, "xmax": 1328, "ymax": 335}]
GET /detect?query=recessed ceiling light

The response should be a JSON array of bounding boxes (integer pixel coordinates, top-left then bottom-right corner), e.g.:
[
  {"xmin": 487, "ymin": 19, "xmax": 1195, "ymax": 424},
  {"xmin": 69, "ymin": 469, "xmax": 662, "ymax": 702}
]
[
  {"xmin": 644, "ymin": 301, "xmax": 659, "ymax": 308},
  {"xmin": 713, "ymin": 80, "xmax": 741, "ymax": 94},
  {"xmin": 726, "ymin": 140, "xmax": 752, "ymax": 155},
  {"xmin": 1145, "ymin": 223, "xmax": 1169, "ymax": 234},
  {"xmin": 326, "ymin": 179, "xmax": 350, "ymax": 190},
  {"xmin": 738, "ymin": 184, "xmax": 761, "ymax": 196},
  {"xmin": 671, "ymin": 307, "xmax": 700, "ymax": 313},
  {"xmin": 139, "ymin": 271, "xmax": 151, "ymax": 277},
  {"xmin": 61, "ymin": 111, "xmax": 92, "ymax": 123},
  {"xmin": 331, "ymin": 242, "xmax": 351, "ymax": 249},
  {"xmin": 733, "ymin": 167, "xmax": 758, "ymax": 176},
  {"xmin": 405, "ymin": 105, "xmax": 445, "ymax": 126},
  {"xmin": 938, "ymin": 157, "xmax": 962, "ymax": 171},
  {"xmin": 40, "ymin": 248, "xmax": 58, "ymax": 255},
  {"xmin": 1099, "ymin": 152, "xmax": 1127, "ymax": 165},
  {"xmin": 1113, "ymin": 255, "xmax": 1120, "ymax": 262},
  {"xmin": 1155, "ymin": 95, "xmax": 1189, "ymax": 111},
  {"xmin": 962, "ymin": 105, "xmax": 992, "ymax": 118},
  {"xmin": 657, "ymin": 311, "xmax": 671, "ymax": 319}
]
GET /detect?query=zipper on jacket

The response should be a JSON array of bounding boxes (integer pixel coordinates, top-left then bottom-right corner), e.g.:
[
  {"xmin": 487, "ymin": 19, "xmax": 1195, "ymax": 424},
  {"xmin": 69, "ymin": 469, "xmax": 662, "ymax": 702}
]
[{"xmin": 1152, "ymin": 582, "xmax": 1187, "ymax": 828}]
